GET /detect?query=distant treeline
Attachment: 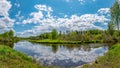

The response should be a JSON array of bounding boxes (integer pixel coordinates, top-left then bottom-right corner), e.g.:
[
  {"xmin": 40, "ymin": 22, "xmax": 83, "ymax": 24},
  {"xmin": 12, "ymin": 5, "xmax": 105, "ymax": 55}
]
[{"xmin": 28, "ymin": 29, "xmax": 120, "ymax": 43}]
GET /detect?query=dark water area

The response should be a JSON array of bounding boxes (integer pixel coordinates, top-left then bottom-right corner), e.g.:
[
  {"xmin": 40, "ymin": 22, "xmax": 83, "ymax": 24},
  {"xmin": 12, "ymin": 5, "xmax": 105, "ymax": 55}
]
[{"xmin": 13, "ymin": 41, "xmax": 108, "ymax": 68}]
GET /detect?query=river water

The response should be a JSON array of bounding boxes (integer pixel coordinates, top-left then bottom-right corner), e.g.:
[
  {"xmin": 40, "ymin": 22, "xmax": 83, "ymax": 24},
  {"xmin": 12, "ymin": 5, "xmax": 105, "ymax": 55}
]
[{"xmin": 13, "ymin": 41, "xmax": 108, "ymax": 68}]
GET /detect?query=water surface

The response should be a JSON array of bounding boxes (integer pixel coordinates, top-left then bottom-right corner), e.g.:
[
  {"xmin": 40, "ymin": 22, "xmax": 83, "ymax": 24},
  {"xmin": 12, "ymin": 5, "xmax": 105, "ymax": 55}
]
[{"xmin": 13, "ymin": 41, "xmax": 108, "ymax": 68}]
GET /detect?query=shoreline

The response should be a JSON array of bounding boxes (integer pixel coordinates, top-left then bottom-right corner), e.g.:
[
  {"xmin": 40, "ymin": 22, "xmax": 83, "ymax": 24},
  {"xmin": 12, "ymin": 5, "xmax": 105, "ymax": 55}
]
[
  {"xmin": 29, "ymin": 39, "xmax": 102, "ymax": 44},
  {"xmin": 0, "ymin": 45, "xmax": 44, "ymax": 68},
  {"xmin": 78, "ymin": 43, "xmax": 120, "ymax": 68}
]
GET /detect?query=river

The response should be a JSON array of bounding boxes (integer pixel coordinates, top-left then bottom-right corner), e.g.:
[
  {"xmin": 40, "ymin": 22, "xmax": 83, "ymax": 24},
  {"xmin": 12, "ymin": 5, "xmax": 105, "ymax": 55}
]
[{"xmin": 13, "ymin": 41, "xmax": 108, "ymax": 68}]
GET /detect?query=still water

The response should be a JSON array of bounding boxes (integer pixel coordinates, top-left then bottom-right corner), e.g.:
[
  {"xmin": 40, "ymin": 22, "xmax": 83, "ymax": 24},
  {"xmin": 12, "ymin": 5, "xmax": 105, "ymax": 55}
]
[{"xmin": 13, "ymin": 41, "xmax": 108, "ymax": 68}]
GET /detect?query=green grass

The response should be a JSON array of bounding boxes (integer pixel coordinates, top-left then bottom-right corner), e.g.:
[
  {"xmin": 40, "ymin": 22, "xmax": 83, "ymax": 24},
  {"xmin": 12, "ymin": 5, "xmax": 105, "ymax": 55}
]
[
  {"xmin": 0, "ymin": 45, "xmax": 45, "ymax": 68},
  {"xmin": 30, "ymin": 39, "xmax": 102, "ymax": 44},
  {"xmin": 81, "ymin": 43, "xmax": 120, "ymax": 68}
]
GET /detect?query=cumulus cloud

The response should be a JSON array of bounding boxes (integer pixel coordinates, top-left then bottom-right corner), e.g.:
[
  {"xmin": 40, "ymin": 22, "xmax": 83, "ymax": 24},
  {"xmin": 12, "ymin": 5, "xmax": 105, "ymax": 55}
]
[
  {"xmin": 16, "ymin": 4, "xmax": 109, "ymax": 37},
  {"xmin": 97, "ymin": 8, "xmax": 110, "ymax": 15},
  {"xmin": 20, "ymin": 5, "xmax": 53, "ymax": 25},
  {"xmin": 0, "ymin": 17, "xmax": 14, "ymax": 27},
  {"xmin": 0, "ymin": 0, "xmax": 12, "ymax": 16},
  {"xmin": 0, "ymin": 0, "xmax": 15, "ymax": 33}
]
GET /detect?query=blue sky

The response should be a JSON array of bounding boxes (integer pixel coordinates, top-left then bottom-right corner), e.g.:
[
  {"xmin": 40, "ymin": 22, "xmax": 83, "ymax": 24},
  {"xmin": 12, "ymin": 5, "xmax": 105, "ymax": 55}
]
[{"xmin": 0, "ymin": 0, "xmax": 115, "ymax": 37}]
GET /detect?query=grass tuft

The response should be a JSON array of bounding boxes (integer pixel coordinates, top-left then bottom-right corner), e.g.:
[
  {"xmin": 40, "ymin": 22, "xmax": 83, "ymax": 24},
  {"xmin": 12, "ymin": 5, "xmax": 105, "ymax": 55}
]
[{"xmin": 0, "ymin": 45, "xmax": 44, "ymax": 68}]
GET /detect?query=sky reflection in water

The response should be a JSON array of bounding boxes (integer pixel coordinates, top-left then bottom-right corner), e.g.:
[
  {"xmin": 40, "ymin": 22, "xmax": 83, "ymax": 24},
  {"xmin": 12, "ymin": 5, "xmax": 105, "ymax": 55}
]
[{"xmin": 14, "ymin": 41, "xmax": 108, "ymax": 67}]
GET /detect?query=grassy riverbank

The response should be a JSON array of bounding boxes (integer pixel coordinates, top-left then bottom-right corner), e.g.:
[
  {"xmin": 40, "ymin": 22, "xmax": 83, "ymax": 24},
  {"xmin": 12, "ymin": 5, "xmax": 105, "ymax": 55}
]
[
  {"xmin": 81, "ymin": 44, "xmax": 120, "ymax": 68},
  {"xmin": 0, "ymin": 45, "xmax": 44, "ymax": 68},
  {"xmin": 30, "ymin": 39, "xmax": 102, "ymax": 44}
]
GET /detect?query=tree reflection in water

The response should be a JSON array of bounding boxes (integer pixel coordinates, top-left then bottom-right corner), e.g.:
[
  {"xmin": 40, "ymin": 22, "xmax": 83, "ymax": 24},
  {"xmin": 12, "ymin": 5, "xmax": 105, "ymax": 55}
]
[{"xmin": 43, "ymin": 43, "xmax": 107, "ymax": 53}]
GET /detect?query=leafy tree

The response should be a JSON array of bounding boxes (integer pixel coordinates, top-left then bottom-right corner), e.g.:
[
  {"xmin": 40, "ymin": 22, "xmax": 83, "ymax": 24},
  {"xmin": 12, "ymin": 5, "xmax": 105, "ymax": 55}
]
[
  {"xmin": 8, "ymin": 30, "xmax": 14, "ymax": 38},
  {"xmin": 108, "ymin": 21, "xmax": 115, "ymax": 35},
  {"xmin": 46, "ymin": 33, "xmax": 52, "ymax": 39},
  {"xmin": 52, "ymin": 29, "xmax": 58, "ymax": 39},
  {"xmin": 110, "ymin": 1, "xmax": 120, "ymax": 30}
]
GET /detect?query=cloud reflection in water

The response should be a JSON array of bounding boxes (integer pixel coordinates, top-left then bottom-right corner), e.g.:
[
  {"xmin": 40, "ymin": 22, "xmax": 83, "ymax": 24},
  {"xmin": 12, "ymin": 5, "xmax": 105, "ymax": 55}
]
[{"xmin": 14, "ymin": 41, "xmax": 108, "ymax": 67}]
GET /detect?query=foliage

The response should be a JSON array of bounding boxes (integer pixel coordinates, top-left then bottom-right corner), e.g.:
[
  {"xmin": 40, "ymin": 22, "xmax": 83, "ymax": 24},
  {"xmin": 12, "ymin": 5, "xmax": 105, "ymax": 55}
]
[
  {"xmin": 28, "ymin": 29, "xmax": 120, "ymax": 43},
  {"xmin": 0, "ymin": 30, "xmax": 14, "ymax": 41},
  {"xmin": 51, "ymin": 29, "xmax": 58, "ymax": 39},
  {"xmin": 110, "ymin": 1, "xmax": 120, "ymax": 30},
  {"xmin": 108, "ymin": 21, "xmax": 115, "ymax": 35},
  {"xmin": 0, "ymin": 30, "xmax": 25, "ymax": 48},
  {"xmin": 8, "ymin": 30, "xmax": 14, "ymax": 38},
  {"xmin": 0, "ymin": 45, "xmax": 44, "ymax": 68}
]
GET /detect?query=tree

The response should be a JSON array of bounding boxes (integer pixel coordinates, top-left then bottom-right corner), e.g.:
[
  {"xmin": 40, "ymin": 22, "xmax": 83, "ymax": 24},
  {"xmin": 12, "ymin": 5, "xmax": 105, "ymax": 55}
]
[
  {"xmin": 108, "ymin": 21, "xmax": 115, "ymax": 35},
  {"xmin": 46, "ymin": 33, "xmax": 52, "ymax": 39},
  {"xmin": 8, "ymin": 30, "xmax": 14, "ymax": 38},
  {"xmin": 110, "ymin": 1, "xmax": 120, "ymax": 30},
  {"xmin": 51, "ymin": 29, "xmax": 58, "ymax": 39}
]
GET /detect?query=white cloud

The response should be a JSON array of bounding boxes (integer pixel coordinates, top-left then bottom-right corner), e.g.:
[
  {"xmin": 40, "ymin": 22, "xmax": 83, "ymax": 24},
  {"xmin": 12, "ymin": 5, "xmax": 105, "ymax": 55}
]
[
  {"xmin": 97, "ymin": 8, "xmax": 110, "ymax": 15},
  {"xmin": 0, "ymin": 0, "xmax": 15, "ymax": 33},
  {"xmin": 0, "ymin": 0, "xmax": 12, "ymax": 16},
  {"xmin": 34, "ymin": 4, "xmax": 53, "ymax": 12},
  {"xmin": 17, "ymin": 30, "xmax": 36, "ymax": 37},
  {"xmin": 15, "ymin": 11, "xmax": 24, "ymax": 22},
  {"xmin": 19, "ymin": 4, "xmax": 53, "ymax": 25},
  {"xmin": 78, "ymin": 0, "xmax": 85, "ymax": 4},
  {"xmin": 16, "ymin": 4, "xmax": 109, "ymax": 37},
  {"xmin": 0, "ymin": 17, "xmax": 15, "ymax": 33}
]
